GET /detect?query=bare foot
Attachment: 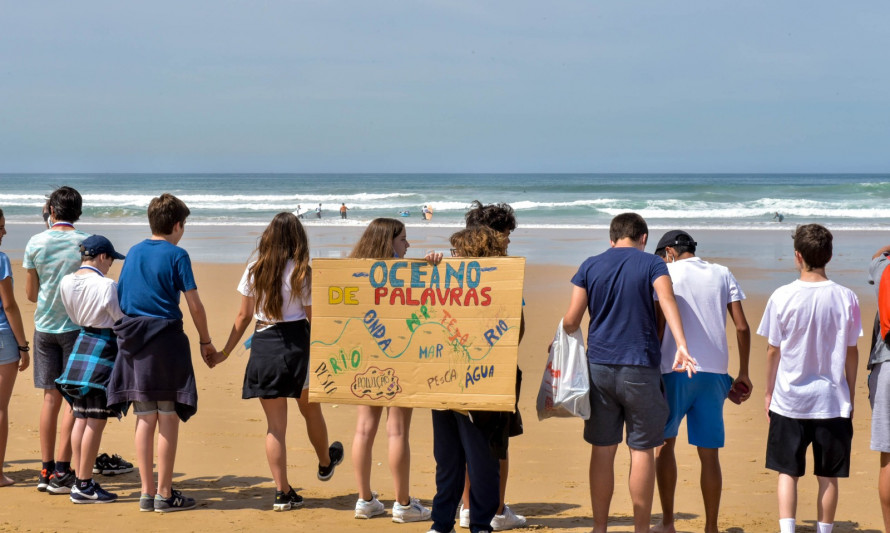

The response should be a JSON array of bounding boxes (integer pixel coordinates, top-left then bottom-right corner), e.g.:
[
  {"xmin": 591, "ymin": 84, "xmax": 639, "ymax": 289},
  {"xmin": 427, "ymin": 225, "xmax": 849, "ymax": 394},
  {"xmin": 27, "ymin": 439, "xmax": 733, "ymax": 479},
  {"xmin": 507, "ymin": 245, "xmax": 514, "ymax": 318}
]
[
  {"xmin": 649, "ymin": 524, "xmax": 676, "ymax": 533},
  {"xmin": 0, "ymin": 474, "xmax": 15, "ymax": 487}
]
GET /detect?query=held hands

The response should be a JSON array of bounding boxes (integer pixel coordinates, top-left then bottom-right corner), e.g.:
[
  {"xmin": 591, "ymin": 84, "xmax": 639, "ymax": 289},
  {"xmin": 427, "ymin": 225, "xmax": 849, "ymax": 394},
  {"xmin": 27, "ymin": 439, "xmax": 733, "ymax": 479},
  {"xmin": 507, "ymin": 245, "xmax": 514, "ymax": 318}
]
[
  {"xmin": 200, "ymin": 342, "xmax": 217, "ymax": 368},
  {"xmin": 731, "ymin": 374, "xmax": 753, "ymax": 403},
  {"xmin": 671, "ymin": 345, "xmax": 698, "ymax": 377},
  {"xmin": 205, "ymin": 350, "xmax": 228, "ymax": 369}
]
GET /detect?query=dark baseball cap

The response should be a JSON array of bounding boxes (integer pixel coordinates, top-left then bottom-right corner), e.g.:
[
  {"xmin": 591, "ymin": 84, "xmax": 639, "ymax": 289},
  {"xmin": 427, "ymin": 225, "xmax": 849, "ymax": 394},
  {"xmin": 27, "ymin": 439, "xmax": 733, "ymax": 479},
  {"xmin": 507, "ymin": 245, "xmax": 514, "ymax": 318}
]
[
  {"xmin": 80, "ymin": 235, "xmax": 125, "ymax": 260},
  {"xmin": 655, "ymin": 230, "xmax": 696, "ymax": 252}
]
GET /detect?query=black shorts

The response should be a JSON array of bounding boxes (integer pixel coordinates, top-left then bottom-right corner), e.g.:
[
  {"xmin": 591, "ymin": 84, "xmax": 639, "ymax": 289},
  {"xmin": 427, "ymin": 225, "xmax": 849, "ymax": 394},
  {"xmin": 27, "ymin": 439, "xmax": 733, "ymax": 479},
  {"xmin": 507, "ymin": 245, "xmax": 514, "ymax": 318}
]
[
  {"xmin": 766, "ymin": 411, "xmax": 852, "ymax": 478},
  {"xmin": 71, "ymin": 390, "xmax": 120, "ymax": 420},
  {"xmin": 242, "ymin": 320, "xmax": 310, "ymax": 400}
]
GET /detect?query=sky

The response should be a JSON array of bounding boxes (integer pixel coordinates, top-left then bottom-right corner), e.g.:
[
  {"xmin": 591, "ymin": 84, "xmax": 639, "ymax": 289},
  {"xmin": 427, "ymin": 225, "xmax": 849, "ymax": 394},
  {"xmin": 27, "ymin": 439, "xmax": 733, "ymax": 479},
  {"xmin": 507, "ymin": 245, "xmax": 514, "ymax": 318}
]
[{"xmin": 1, "ymin": 1, "xmax": 888, "ymax": 173}]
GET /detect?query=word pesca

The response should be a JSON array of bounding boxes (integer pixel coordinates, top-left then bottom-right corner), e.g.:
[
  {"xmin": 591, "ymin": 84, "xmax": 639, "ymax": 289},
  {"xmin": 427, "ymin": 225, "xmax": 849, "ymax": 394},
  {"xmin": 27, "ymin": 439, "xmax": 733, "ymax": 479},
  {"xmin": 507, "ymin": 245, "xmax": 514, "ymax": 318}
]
[
  {"xmin": 465, "ymin": 364, "xmax": 495, "ymax": 388},
  {"xmin": 313, "ymin": 361, "xmax": 338, "ymax": 395},
  {"xmin": 427, "ymin": 368, "xmax": 458, "ymax": 389},
  {"xmin": 368, "ymin": 260, "xmax": 492, "ymax": 307}
]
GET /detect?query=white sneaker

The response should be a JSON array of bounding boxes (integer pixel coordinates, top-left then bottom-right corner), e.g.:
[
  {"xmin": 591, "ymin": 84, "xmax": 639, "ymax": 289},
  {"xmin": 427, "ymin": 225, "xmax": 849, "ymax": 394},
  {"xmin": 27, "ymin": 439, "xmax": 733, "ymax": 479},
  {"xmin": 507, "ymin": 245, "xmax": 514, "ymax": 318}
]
[
  {"xmin": 490, "ymin": 504, "xmax": 527, "ymax": 531},
  {"xmin": 392, "ymin": 497, "xmax": 432, "ymax": 523},
  {"xmin": 355, "ymin": 492, "xmax": 385, "ymax": 519},
  {"xmin": 458, "ymin": 503, "xmax": 470, "ymax": 528}
]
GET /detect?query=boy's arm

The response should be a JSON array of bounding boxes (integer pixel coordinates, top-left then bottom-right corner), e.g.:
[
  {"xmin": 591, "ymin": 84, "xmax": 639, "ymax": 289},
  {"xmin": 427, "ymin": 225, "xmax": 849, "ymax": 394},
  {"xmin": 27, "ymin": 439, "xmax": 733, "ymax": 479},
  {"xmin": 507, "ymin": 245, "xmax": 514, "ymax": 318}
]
[
  {"xmin": 845, "ymin": 344, "xmax": 858, "ymax": 417},
  {"xmin": 764, "ymin": 343, "xmax": 781, "ymax": 419},
  {"xmin": 25, "ymin": 269, "xmax": 39, "ymax": 303},
  {"xmin": 653, "ymin": 275, "xmax": 697, "ymax": 376},
  {"xmin": 183, "ymin": 289, "xmax": 216, "ymax": 366},
  {"xmin": 728, "ymin": 300, "xmax": 752, "ymax": 398},
  {"xmin": 562, "ymin": 285, "xmax": 587, "ymax": 334}
]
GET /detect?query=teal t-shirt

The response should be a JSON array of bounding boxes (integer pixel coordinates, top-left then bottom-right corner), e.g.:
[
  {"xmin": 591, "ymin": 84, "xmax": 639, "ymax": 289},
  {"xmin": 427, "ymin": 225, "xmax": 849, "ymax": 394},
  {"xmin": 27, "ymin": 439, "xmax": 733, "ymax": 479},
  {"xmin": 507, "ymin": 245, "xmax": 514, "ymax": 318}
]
[{"xmin": 23, "ymin": 228, "xmax": 90, "ymax": 333}]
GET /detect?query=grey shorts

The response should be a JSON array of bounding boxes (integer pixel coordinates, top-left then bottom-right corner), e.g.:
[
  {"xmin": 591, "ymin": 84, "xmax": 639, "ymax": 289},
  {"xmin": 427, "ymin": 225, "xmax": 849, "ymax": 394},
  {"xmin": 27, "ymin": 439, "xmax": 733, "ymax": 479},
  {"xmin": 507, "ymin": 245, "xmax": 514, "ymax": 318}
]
[
  {"xmin": 132, "ymin": 400, "xmax": 177, "ymax": 416},
  {"xmin": 584, "ymin": 363, "xmax": 668, "ymax": 450},
  {"xmin": 869, "ymin": 362, "xmax": 890, "ymax": 452},
  {"xmin": 32, "ymin": 330, "xmax": 79, "ymax": 389}
]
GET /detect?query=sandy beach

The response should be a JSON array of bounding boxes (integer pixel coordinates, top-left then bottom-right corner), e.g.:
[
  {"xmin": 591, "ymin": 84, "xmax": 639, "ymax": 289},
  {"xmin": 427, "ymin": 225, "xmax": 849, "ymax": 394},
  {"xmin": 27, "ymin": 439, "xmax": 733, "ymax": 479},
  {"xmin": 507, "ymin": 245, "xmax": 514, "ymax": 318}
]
[{"xmin": 0, "ymin": 237, "xmax": 886, "ymax": 532}]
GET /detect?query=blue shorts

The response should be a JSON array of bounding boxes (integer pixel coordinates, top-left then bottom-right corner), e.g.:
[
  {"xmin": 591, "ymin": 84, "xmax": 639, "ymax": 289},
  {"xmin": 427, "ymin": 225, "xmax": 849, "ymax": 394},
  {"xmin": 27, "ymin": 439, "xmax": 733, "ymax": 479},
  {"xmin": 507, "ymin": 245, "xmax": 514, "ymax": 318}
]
[
  {"xmin": 662, "ymin": 372, "xmax": 733, "ymax": 449},
  {"xmin": 0, "ymin": 330, "xmax": 19, "ymax": 365}
]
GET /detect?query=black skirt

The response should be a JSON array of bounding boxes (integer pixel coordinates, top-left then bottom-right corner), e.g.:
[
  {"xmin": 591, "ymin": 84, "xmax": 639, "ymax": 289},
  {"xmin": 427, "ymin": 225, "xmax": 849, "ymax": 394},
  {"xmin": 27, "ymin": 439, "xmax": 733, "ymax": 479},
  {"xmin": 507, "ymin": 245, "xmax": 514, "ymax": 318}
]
[{"xmin": 242, "ymin": 319, "xmax": 310, "ymax": 400}]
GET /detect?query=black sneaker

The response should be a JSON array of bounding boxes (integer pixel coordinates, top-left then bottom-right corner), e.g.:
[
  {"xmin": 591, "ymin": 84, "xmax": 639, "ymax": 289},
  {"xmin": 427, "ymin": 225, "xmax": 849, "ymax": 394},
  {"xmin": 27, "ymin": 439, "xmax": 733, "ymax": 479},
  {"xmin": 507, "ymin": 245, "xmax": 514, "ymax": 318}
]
[
  {"xmin": 70, "ymin": 482, "xmax": 118, "ymax": 504},
  {"xmin": 93, "ymin": 453, "xmax": 135, "ymax": 476},
  {"xmin": 154, "ymin": 489, "xmax": 197, "ymax": 513},
  {"xmin": 317, "ymin": 441, "xmax": 344, "ymax": 481},
  {"xmin": 273, "ymin": 488, "xmax": 304, "ymax": 511},
  {"xmin": 47, "ymin": 469, "xmax": 76, "ymax": 494},
  {"xmin": 37, "ymin": 468, "xmax": 50, "ymax": 492}
]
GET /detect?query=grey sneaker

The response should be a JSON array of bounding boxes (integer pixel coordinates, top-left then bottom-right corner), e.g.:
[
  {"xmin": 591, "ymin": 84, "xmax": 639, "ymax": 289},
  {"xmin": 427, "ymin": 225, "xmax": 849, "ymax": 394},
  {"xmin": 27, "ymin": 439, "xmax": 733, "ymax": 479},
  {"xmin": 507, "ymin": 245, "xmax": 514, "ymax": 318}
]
[
  {"xmin": 392, "ymin": 497, "xmax": 431, "ymax": 523},
  {"xmin": 139, "ymin": 493, "xmax": 154, "ymax": 512},
  {"xmin": 490, "ymin": 504, "xmax": 526, "ymax": 531},
  {"xmin": 154, "ymin": 489, "xmax": 196, "ymax": 513},
  {"xmin": 354, "ymin": 491, "xmax": 385, "ymax": 519}
]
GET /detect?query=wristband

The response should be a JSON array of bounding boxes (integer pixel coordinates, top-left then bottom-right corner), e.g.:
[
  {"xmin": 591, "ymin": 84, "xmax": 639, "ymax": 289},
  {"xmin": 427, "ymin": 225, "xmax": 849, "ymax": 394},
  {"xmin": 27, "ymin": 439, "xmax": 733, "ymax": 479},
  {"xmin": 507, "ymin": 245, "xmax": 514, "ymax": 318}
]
[
  {"xmin": 18, "ymin": 345, "xmax": 30, "ymax": 352},
  {"xmin": 221, "ymin": 348, "xmax": 230, "ymax": 359},
  {"xmin": 199, "ymin": 340, "xmax": 212, "ymax": 345}
]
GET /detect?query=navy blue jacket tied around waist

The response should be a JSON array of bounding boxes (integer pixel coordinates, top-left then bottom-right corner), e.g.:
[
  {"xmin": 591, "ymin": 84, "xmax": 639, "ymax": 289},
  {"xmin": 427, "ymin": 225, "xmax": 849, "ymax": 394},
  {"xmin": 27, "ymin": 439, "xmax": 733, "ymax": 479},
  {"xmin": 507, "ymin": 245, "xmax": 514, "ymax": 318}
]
[{"xmin": 107, "ymin": 315, "xmax": 198, "ymax": 422}]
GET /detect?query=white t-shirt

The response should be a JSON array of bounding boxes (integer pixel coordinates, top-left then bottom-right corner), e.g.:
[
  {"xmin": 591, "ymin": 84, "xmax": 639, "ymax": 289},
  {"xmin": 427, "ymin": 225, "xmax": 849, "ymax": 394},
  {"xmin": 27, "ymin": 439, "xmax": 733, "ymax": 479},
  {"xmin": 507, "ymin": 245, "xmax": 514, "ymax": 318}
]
[
  {"xmin": 657, "ymin": 257, "xmax": 745, "ymax": 374},
  {"xmin": 59, "ymin": 271, "xmax": 125, "ymax": 329},
  {"xmin": 757, "ymin": 279, "xmax": 862, "ymax": 419},
  {"xmin": 237, "ymin": 260, "xmax": 311, "ymax": 323}
]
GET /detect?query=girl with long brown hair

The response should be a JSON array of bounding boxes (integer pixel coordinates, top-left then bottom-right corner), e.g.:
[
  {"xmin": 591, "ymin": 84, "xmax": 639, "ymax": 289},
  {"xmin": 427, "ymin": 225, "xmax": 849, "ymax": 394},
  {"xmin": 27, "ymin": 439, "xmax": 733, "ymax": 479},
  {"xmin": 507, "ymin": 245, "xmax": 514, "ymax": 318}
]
[
  {"xmin": 350, "ymin": 218, "xmax": 440, "ymax": 523},
  {"xmin": 216, "ymin": 212, "xmax": 343, "ymax": 511}
]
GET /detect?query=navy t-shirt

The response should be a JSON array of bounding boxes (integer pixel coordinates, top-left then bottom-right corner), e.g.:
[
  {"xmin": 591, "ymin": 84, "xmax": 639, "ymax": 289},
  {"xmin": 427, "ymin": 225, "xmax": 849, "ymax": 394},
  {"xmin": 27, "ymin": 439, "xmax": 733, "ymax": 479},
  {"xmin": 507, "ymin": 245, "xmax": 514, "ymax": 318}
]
[
  {"xmin": 119, "ymin": 239, "xmax": 197, "ymax": 319},
  {"xmin": 571, "ymin": 247, "xmax": 669, "ymax": 367}
]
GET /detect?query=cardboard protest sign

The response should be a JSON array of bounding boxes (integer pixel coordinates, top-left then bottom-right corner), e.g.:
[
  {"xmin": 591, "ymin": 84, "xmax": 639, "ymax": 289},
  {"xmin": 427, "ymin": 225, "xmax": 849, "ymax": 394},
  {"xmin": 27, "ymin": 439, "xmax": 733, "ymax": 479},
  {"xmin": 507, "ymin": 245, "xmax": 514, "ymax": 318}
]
[{"xmin": 309, "ymin": 257, "xmax": 525, "ymax": 411}]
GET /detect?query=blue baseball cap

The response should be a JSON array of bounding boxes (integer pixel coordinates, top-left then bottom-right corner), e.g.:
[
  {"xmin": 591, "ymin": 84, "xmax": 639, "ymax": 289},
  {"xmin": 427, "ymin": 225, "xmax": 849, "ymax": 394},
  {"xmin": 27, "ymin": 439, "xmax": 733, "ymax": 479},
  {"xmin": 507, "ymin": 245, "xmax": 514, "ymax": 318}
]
[{"xmin": 80, "ymin": 235, "xmax": 125, "ymax": 260}]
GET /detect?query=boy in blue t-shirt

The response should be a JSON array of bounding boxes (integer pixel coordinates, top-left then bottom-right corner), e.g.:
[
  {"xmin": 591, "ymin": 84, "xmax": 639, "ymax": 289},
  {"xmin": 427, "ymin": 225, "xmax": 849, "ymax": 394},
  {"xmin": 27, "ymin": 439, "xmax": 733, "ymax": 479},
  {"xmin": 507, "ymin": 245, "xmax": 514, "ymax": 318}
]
[
  {"xmin": 562, "ymin": 212, "xmax": 696, "ymax": 533},
  {"xmin": 106, "ymin": 193, "xmax": 216, "ymax": 513}
]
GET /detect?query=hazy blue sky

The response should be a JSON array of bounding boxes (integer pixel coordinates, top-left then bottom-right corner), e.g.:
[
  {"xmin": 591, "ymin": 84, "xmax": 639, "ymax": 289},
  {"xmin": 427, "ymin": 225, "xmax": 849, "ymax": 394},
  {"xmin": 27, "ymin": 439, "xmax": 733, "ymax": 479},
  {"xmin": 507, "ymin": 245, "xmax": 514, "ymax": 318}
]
[{"xmin": 1, "ymin": 2, "xmax": 887, "ymax": 173}]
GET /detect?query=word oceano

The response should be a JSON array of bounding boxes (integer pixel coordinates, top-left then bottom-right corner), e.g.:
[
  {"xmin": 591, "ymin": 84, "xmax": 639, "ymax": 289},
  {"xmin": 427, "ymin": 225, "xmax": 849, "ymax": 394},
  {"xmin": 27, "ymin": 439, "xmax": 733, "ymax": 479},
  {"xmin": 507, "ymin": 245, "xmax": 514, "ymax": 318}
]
[{"xmin": 369, "ymin": 260, "xmax": 491, "ymax": 307}]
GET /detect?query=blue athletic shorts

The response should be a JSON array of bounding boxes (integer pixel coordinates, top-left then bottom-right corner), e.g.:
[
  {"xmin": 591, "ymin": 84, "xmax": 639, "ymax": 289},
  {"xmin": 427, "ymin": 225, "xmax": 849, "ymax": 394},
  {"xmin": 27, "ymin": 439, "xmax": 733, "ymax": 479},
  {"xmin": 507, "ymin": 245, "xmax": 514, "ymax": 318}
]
[{"xmin": 662, "ymin": 371, "xmax": 733, "ymax": 449}]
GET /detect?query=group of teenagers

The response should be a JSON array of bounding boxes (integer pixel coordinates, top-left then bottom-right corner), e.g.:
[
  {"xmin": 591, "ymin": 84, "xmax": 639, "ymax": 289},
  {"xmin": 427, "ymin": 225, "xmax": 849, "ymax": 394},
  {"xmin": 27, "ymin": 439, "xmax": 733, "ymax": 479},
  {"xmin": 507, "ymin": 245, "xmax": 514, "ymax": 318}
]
[
  {"xmin": 0, "ymin": 187, "xmax": 889, "ymax": 533},
  {"xmin": 0, "ymin": 188, "xmax": 528, "ymax": 532}
]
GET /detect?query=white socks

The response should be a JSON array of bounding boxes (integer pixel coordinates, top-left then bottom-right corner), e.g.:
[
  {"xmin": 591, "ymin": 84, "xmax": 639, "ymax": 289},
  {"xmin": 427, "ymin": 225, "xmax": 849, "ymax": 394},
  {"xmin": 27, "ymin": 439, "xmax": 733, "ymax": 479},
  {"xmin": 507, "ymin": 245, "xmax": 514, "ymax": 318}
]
[
  {"xmin": 779, "ymin": 518, "xmax": 795, "ymax": 533},
  {"xmin": 778, "ymin": 519, "xmax": 832, "ymax": 533}
]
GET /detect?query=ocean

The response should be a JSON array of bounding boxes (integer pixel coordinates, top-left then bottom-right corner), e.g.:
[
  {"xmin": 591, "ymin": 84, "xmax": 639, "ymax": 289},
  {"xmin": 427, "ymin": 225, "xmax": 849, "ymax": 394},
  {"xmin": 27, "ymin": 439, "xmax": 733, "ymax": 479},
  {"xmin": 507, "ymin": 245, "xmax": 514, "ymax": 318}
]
[
  {"xmin": 1, "ymin": 174, "xmax": 888, "ymax": 292},
  {"xmin": 1, "ymin": 173, "xmax": 889, "ymax": 230}
]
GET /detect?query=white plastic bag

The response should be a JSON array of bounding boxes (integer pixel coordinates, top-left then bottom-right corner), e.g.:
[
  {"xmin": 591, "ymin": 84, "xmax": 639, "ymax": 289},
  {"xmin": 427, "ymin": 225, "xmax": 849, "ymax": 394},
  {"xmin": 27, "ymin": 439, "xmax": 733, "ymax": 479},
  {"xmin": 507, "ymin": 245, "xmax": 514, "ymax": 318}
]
[{"xmin": 536, "ymin": 319, "xmax": 590, "ymax": 420}]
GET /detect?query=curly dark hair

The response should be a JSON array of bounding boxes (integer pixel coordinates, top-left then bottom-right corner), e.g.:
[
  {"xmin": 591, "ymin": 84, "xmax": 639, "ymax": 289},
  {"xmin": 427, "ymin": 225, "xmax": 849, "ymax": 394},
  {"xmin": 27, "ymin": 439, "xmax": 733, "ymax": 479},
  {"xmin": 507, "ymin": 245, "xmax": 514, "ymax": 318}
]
[{"xmin": 464, "ymin": 200, "xmax": 516, "ymax": 233}]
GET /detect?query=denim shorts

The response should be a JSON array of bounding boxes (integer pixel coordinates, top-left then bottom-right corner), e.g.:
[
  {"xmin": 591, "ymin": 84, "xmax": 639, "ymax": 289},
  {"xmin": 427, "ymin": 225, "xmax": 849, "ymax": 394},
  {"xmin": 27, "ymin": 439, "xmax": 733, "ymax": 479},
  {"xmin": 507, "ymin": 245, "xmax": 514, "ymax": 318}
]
[
  {"xmin": 584, "ymin": 363, "xmax": 668, "ymax": 450},
  {"xmin": 0, "ymin": 330, "xmax": 20, "ymax": 365}
]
